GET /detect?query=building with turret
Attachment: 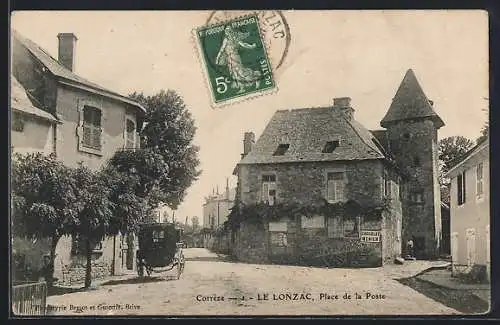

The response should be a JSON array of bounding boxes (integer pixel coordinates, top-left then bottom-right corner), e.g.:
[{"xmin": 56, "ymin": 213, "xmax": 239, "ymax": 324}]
[{"xmin": 230, "ymin": 69, "xmax": 444, "ymax": 266}]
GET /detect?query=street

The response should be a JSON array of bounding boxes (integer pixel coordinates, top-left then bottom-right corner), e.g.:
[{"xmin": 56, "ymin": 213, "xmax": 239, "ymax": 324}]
[{"xmin": 46, "ymin": 248, "xmax": 459, "ymax": 316}]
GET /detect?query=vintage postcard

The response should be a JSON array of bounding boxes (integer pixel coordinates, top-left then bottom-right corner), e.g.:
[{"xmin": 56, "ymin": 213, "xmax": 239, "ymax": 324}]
[{"xmin": 9, "ymin": 10, "xmax": 490, "ymax": 317}]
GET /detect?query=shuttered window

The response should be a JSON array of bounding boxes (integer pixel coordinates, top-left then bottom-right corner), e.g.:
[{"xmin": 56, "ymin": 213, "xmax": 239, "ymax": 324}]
[
  {"xmin": 476, "ymin": 163, "xmax": 484, "ymax": 198},
  {"xmin": 82, "ymin": 106, "xmax": 102, "ymax": 149},
  {"xmin": 262, "ymin": 174, "xmax": 277, "ymax": 205},
  {"xmin": 457, "ymin": 171, "xmax": 466, "ymax": 206},
  {"xmin": 326, "ymin": 172, "xmax": 345, "ymax": 203},
  {"xmin": 125, "ymin": 119, "xmax": 136, "ymax": 149}
]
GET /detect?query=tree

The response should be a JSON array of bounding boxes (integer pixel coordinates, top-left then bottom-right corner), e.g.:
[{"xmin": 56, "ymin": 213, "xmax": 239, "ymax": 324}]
[
  {"xmin": 438, "ymin": 136, "xmax": 474, "ymax": 203},
  {"xmin": 71, "ymin": 164, "xmax": 114, "ymax": 288},
  {"xmin": 439, "ymin": 136, "xmax": 475, "ymax": 178},
  {"xmin": 11, "ymin": 153, "xmax": 77, "ymax": 272},
  {"xmin": 130, "ymin": 90, "xmax": 201, "ymax": 209},
  {"xmin": 105, "ymin": 149, "xmax": 169, "ymax": 235},
  {"xmin": 476, "ymin": 105, "xmax": 489, "ymax": 144}
]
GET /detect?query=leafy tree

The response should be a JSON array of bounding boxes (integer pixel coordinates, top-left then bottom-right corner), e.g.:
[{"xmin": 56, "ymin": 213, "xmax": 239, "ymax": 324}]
[
  {"xmin": 11, "ymin": 153, "xmax": 77, "ymax": 267},
  {"xmin": 130, "ymin": 90, "xmax": 201, "ymax": 209},
  {"xmin": 105, "ymin": 149, "xmax": 169, "ymax": 235},
  {"xmin": 71, "ymin": 164, "xmax": 114, "ymax": 288},
  {"xmin": 439, "ymin": 136, "xmax": 475, "ymax": 177},
  {"xmin": 438, "ymin": 136, "xmax": 474, "ymax": 203}
]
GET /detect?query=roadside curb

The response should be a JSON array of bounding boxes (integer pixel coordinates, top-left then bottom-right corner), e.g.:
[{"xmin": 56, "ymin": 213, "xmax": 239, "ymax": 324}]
[
  {"xmin": 413, "ymin": 263, "xmax": 451, "ymax": 278},
  {"xmin": 413, "ymin": 269, "xmax": 490, "ymax": 307},
  {"xmin": 51, "ymin": 273, "xmax": 138, "ymax": 291}
]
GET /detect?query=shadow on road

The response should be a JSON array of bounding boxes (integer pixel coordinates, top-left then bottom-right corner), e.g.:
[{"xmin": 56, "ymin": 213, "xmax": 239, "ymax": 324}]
[
  {"xmin": 184, "ymin": 254, "xmax": 237, "ymax": 263},
  {"xmin": 101, "ymin": 276, "xmax": 179, "ymax": 286},
  {"xmin": 48, "ymin": 286, "xmax": 86, "ymax": 297},
  {"xmin": 397, "ymin": 276, "xmax": 489, "ymax": 314}
]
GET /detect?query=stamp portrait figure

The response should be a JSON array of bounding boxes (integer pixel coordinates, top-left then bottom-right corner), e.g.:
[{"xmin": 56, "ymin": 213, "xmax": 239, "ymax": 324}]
[{"xmin": 215, "ymin": 25, "xmax": 262, "ymax": 93}]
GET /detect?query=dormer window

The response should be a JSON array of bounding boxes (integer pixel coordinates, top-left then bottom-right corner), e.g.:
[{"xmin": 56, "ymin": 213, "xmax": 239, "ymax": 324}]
[
  {"xmin": 273, "ymin": 143, "xmax": 290, "ymax": 156},
  {"xmin": 322, "ymin": 140, "xmax": 340, "ymax": 153}
]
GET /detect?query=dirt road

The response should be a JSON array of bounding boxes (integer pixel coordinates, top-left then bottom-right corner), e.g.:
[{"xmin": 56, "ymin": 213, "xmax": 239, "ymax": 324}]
[{"xmin": 45, "ymin": 248, "xmax": 459, "ymax": 316}]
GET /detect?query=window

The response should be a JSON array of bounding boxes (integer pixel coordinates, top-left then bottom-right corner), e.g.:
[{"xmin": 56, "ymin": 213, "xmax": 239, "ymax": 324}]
[
  {"xmin": 273, "ymin": 143, "xmax": 289, "ymax": 156},
  {"xmin": 383, "ymin": 172, "xmax": 391, "ymax": 197},
  {"xmin": 343, "ymin": 217, "xmax": 360, "ymax": 238},
  {"xmin": 125, "ymin": 119, "xmax": 136, "ymax": 149},
  {"xmin": 457, "ymin": 171, "xmax": 466, "ymax": 206},
  {"xmin": 322, "ymin": 140, "xmax": 340, "ymax": 153},
  {"xmin": 411, "ymin": 191, "xmax": 424, "ymax": 203},
  {"xmin": 152, "ymin": 230, "xmax": 165, "ymax": 243},
  {"xmin": 393, "ymin": 180, "xmax": 400, "ymax": 198},
  {"xmin": 327, "ymin": 216, "xmax": 343, "ymax": 238},
  {"xmin": 71, "ymin": 235, "xmax": 103, "ymax": 255},
  {"xmin": 11, "ymin": 112, "xmax": 24, "ymax": 132},
  {"xmin": 269, "ymin": 221, "xmax": 288, "ymax": 251},
  {"xmin": 476, "ymin": 163, "xmax": 484, "ymax": 198},
  {"xmin": 301, "ymin": 215, "xmax": 325, "ymax": 229},
  {"xmin": 262, "ymin": 174, "xmax": 277, "ymax": 205},
  {"xmin": 326, "ymin": 172, "xmax": 345, "ymax": 203},
  {"xmin": 413, "ymin": 156, "xmax": 421, "ymax": 167},
  {"xmin": 82, "ymin": 106, "xmax": 102, "ymax": 149}
]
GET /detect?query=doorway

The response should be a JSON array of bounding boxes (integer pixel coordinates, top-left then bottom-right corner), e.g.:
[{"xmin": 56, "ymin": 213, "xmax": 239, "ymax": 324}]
[{"xmin": 413, "ymin": 236, "xmax": 425, "ymax": 259}]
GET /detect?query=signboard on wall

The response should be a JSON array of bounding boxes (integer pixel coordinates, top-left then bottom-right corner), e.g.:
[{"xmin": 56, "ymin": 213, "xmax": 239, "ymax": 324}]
[{"xmin": 361, "ymin": 230, "xmax": 381, "ymax": 243}]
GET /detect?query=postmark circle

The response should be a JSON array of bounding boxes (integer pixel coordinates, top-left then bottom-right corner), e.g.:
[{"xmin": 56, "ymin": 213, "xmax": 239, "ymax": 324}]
[{"xmin": 206, "ymin": 10, "xmax": 291, "ymax": 73}]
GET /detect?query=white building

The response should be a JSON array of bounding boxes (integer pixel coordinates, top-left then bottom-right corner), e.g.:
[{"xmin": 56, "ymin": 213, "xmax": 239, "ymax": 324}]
[{"xmin": 446, "ymin": 136, "xmax": 489, "ymax": 282}]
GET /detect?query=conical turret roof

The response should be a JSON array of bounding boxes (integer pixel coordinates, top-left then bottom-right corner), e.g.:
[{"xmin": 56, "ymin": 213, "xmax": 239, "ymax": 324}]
[{"xmin": 381, "ymin": 69, "xmax": 444, "ymax": 128}]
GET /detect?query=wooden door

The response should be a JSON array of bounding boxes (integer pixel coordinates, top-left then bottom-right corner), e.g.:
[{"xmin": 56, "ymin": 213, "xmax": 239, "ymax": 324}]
[
  {"xmin": 451, "ymin": 232, "xmax": 458, "ymax": 267},
  {"xmin": 466, "ymin": 228, "xmax": 476, "ymax": 267}
]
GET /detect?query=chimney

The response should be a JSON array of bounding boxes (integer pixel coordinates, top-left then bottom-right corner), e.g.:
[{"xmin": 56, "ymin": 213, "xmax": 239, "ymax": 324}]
[
  {"xmin": 57, "ymin": 33, "xmax": 78, "ymax": 72},
  {"xmin": 333, "ymin": 97, "xmax": 354, "ymax": 121},
  {"xmin": 242, "ymin": 132, "xmax": 255, "ymax": 157},
  {"xmin": 225, "ymin": 178, "xmax": 230, "ymax": 200}
]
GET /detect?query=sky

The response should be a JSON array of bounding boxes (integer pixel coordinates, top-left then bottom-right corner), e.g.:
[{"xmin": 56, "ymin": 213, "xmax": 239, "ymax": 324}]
[{"xmin": 11, "ymin": 10, "xmax": 489, "ymax": 226}]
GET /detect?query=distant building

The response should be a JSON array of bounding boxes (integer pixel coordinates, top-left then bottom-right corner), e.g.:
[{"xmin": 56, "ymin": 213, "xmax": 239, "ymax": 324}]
[
  {"xmin": 446, "ymin": 137, "xmax": 489, "ymax": 282},
  {"xmin": 202, "ymin": 180, "xmax": 236, "ymax": 229}
]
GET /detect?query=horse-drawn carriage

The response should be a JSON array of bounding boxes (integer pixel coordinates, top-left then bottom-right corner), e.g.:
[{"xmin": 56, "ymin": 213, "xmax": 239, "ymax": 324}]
[{"xmin": 136, "ymin": 222, "xmax": 185, "ymax": 279}]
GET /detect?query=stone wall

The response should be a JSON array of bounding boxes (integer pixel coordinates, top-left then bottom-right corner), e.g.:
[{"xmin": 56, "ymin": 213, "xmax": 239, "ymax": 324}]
[
  {"xmin": 232, "ymin": 159, "xmax": 403, "ymax": 267},
  {"xmin": 231, "ymin": 216, "xmax": 384, "ymax": 268},
  {"xmin": 58, "ymin": 261, "xmax": 112, "ymax": 286},
  {"xmin": 238, "ymin": 160, "xmax": 386, "ymax": 208}
]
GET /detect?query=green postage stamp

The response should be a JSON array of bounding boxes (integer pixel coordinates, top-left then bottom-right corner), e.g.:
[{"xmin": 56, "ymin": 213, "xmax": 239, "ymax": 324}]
[{"xmin": 194, "ymin": 14, "xmax": 276, "ymax": 106}]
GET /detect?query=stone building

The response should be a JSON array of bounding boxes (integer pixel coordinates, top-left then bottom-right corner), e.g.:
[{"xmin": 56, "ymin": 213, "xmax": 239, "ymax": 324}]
[
  {"xmin": 379, "ymin": 69, "xmax": 444, "ymax": 258},
  {"xmin": 230, "ymin": 69, "xmax": 444, "ymax": 266},
  {"xmin": 11, "ymin": 30, "xmax": 145, "ymax": 284}
]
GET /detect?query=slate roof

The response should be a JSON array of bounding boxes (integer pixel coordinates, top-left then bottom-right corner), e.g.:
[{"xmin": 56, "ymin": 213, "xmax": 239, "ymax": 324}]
[
  {"xmin": 370, "ymin": 129, "xmax": 389, "ymax": 154},
  {"xmin": 238, "ymin": 107, "xmax": 386, "ymax": 165},
  {"xmin": 12, "ymin": 30, "xmax": 145, "ymax": 114},
  {"xmin": 11, "ymin": 74, "xmax": 58, "ymax": 122},
  {"xmin": 380, "ymin": 69, "xmax": 444, "ymax": 128}
]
